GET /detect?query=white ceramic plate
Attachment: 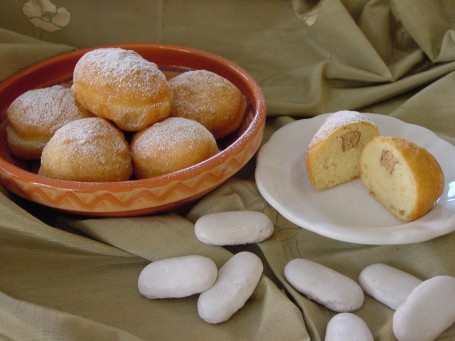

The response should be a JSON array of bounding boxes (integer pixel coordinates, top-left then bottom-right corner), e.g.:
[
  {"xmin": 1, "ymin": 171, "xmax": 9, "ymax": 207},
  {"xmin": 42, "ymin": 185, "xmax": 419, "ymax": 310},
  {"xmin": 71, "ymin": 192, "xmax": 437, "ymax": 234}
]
[{"xmin": 255, "ymin": 114, "xmax": 455, "ymax": 244}]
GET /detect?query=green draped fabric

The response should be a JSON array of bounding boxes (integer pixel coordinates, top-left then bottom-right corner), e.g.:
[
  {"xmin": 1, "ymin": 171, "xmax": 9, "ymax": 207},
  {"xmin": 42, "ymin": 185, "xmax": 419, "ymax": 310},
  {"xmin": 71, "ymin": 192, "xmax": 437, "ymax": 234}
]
[{"xmin": 1, "ymin": 1, "xmax": 454, "ymax": 340}]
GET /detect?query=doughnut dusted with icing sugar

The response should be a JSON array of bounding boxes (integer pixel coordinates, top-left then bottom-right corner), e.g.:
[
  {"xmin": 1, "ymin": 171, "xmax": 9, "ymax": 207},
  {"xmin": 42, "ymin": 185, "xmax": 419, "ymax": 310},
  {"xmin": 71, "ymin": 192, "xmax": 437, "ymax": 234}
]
[
  {"xmin": 306, "ymin": 110, "xmax": 379, "ymax": 189},
  {"xmin": 131, "ymin": 117, "xmax": 219, "ymax": 178},
  {"xmin": 72, "ymin": 48, "xmax": 172, "ymax": 131},
  {"xmin": 6, "ymin": 85, "xmax": 92, "ymax": 159},
  {"xmin": 360, "ymin": 136, "xmax": 444, "ymax": 221},
  {"xmin": 39, "ymin": 117, "xmax": 133, "ymax": 182},
  {"xmin": 168, "ymin": 70, "xmax": 246, "ymax": 139}
]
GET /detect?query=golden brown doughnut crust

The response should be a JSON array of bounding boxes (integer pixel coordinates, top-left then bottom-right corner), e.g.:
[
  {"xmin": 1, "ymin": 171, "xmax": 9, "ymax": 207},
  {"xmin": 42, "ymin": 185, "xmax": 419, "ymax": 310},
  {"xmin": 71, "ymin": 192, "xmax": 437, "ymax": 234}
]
[
  {"xmin": 72, "ymin": 48, "xmax": 172, "ymax": 131},
  {"xmin": 39, "ymin": 117, "xmax": 133, "ymax": 182},
  {"xmin": 388, "ymin": 138, "xmax": 445, "ymax": 220},
  {"xmin": 168, "ymin": 70, "xmax": 246, "ymax": 139},
  {"xmin": 131, "ymin": 117, "xmax": 220, "ymax": 178},
  {"xmin": 361, "ymin": 136, "xmax": 445, "ymax": 221},
  {"xmin": 6, "ymin": 85, "xmax": 92, "ymax": 159}
]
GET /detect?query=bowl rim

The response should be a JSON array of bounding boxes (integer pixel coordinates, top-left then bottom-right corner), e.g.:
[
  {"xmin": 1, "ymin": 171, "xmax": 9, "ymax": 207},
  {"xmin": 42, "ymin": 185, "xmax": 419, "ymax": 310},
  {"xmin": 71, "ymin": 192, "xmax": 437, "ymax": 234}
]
[{"xmin": 0, "ymin": 43, "xmax": 266, "ymax": 193}]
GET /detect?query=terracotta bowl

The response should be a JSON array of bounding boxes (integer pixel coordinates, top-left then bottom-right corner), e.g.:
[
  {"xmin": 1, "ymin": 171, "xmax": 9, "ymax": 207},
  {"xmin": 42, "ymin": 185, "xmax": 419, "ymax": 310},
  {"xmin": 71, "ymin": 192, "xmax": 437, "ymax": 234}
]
[{"xmin": 0, "ymin": 43, "xmax": 266, "ymax": 216}]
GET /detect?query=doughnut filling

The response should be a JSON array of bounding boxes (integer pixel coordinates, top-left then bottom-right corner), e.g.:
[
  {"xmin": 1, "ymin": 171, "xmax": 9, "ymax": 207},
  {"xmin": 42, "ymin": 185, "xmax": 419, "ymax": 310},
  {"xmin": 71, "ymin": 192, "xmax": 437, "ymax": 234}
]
[
  {"xmin": 72, "ymin": 48, "xmax": 172, "ymax": 131},
  {"xmin": 131, "ymin": 117, "xmax": 219, "ymax": 178},
  {"xmin": 6, "ymin": 85, "xmax": 92, "ymax": 159},
  {"xmin": 39, "ymin": 117, "xmax": 133, "ymax": 182},
  {"xmin": 168, "ymin": 70, "xmax": 246, "ymax": 139}
]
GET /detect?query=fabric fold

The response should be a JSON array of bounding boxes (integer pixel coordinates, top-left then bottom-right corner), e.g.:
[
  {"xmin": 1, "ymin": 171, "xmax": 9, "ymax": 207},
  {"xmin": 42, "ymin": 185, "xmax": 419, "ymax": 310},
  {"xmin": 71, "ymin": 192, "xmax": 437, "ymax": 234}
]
[
  {"xmin": 0, "ymin": 290, "xmax": 144, "ymax": 341},
  {"xmin": 390, "ymin": 0, "xmax": 455, "ymax": 62},
  {"xmin": 0, "ymin": 27, "xmax": 75, "ymax": 81}
]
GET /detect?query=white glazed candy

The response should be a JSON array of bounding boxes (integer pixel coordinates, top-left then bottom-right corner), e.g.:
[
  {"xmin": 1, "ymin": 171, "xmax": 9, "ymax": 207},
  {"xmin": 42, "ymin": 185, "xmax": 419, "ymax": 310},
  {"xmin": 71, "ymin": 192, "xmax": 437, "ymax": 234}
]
[
  {"xmin": 359, "ymin": 263, "xmax": 422, "ymax": 310},
  {"xmin": 138, "ymin": 255, "xmax": 217, "ymax": 299},
  {"xmin": 325, "ymin": 313, "xmax": 373, "ymax": 341},
  {"xmin": 393, "ymin": 276, "xmax": 455, "ymax": 341},
  {"xmin": 284, "ymin": 258, "xmax": 364, "ymax": 312},
  {"xmin": 194, "ymin": 211, "xmax": 274, "ymax": 246},
  {"xmin": 197, "ymin": 251, "xmax": 263, "ymax": 324}
]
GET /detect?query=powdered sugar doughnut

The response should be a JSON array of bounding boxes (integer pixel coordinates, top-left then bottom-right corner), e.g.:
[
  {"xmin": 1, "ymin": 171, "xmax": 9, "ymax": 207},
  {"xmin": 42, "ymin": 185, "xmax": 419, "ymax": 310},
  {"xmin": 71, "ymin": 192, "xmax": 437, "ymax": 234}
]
[
  {"xmin": 6, "ymin": 85, "xmax": 92, "ymax": 159},
  {"xmin": 168, "ymin": 70, "xmax": 246, "ymax": 139},
  {"xmin": 39, "ymin": 117, "xmax": 133, "ymax": 182},
  {"xmin": 131, "ymin": 117, "xmax": 219, "ymax": 178},
  {"xmin": 72, "ymin": 48, "xmax": 172, "ymax": 131}
]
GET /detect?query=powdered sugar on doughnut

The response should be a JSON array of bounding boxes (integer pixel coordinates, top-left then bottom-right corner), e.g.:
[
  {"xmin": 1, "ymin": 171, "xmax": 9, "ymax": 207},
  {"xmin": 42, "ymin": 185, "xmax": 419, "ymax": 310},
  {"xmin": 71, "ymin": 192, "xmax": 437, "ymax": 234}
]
[
  {"xmin": 133, "ymin": 117, "xmax": 217, "ymax": 156},
  {"xmin": 309, "ymin": 111, "xmax": 375, "ymax": 147},
  {"xmin": 170, "ymin": 70, "xmax": 232, "ymax": 114},
  {"xmin": 168, "ymin": 70, "xmax": 245, "ymax": 138},
  {"xmin": 6, "ymin": 85, "xmax": 91, "ymax": 135},
  {"xmin": 73, "ymin": 48, "xmax": 166, "ymax": 100},
  {"xmin": 49, "ymin": 117, "xmax": 128, "ymax": 156},
  {"xmin": 131, "ymin": 117, "xmax": 219, "ymax": 177},
  {"xmin": 72, "ymin": 48, "xmax": 172, "ymax": 131},
  {"xmin": 39, "ymin": 117, "xmax": 132, "ymax": 182}
]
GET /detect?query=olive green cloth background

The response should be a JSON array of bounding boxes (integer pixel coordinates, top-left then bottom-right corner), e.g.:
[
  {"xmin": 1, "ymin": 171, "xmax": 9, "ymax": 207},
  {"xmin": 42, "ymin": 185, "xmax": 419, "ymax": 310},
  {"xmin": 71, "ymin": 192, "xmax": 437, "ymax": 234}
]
[{"xmin": 1, "ymin": 0, "xmax": 455, "ymax": 340}]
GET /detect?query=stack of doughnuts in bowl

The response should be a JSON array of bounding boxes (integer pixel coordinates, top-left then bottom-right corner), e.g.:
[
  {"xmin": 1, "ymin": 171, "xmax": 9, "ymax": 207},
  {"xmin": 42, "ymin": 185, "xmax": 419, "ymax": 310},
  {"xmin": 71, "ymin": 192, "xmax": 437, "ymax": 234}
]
[{"xmin": 0, "ymin": 44, "xmax": 266, "ymax": 216}]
